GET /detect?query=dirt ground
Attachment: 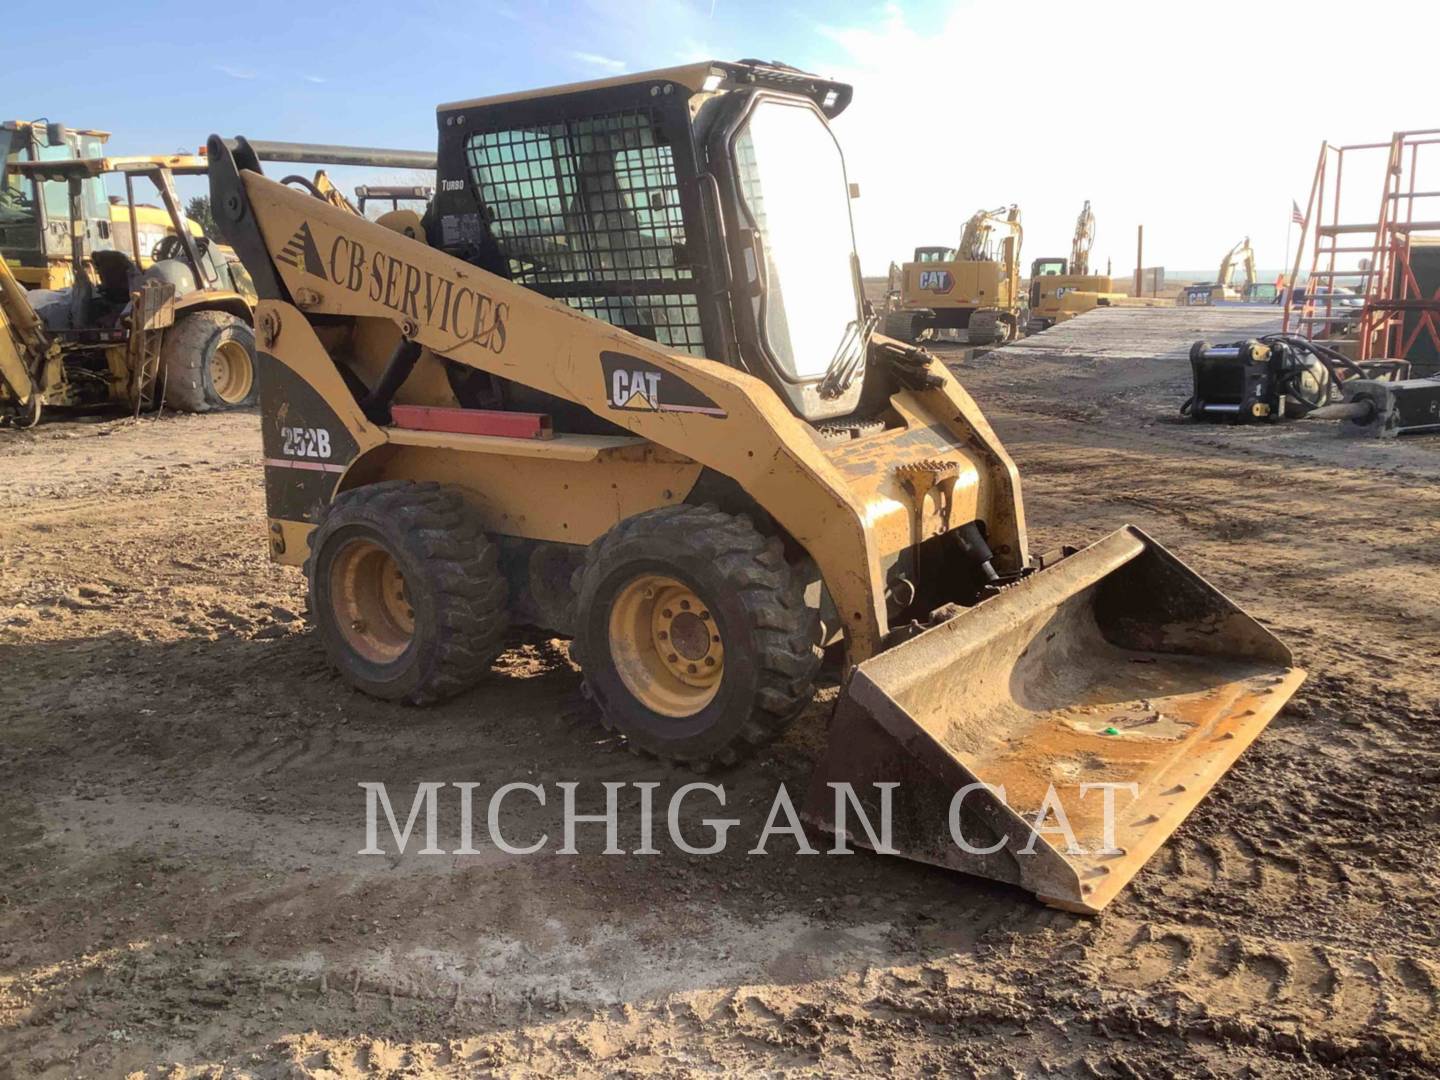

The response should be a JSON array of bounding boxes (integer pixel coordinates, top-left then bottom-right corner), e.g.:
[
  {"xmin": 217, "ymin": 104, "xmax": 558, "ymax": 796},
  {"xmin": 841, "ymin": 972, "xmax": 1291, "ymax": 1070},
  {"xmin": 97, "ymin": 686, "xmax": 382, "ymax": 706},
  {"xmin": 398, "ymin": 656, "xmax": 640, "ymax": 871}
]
[{"xmin": 2, "ymin": 307, "xmax": 1438, "ymax": 1077}]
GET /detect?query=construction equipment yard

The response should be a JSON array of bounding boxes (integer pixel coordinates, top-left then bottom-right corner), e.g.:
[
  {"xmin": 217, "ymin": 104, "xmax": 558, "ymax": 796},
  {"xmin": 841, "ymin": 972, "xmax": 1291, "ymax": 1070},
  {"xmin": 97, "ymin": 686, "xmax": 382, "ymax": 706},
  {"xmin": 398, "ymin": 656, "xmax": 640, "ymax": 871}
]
[{"xmin": 2, "ymin": 305, "xmax": 1436, "ymax": 1077}]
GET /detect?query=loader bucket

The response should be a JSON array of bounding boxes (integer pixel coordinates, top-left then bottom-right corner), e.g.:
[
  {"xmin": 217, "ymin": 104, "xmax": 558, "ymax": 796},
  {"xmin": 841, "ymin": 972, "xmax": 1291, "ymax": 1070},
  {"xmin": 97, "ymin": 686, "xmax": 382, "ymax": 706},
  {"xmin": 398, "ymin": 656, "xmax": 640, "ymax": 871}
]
[{"xmin": 804, "ymin": 525, "xmax": 1304, "ymax": 914}]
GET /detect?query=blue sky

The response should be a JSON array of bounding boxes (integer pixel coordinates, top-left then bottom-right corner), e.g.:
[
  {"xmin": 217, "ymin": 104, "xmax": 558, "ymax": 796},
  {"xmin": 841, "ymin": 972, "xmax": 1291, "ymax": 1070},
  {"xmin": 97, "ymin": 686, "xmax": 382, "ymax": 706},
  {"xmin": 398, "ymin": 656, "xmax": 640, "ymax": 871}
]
[
  {"xmin": 5, "ymin": 0, "xmax": 877, "ymax": 153},
  {"xmin": 7, "ymin": 0, "xmax": 1435, "ymax": 275}
]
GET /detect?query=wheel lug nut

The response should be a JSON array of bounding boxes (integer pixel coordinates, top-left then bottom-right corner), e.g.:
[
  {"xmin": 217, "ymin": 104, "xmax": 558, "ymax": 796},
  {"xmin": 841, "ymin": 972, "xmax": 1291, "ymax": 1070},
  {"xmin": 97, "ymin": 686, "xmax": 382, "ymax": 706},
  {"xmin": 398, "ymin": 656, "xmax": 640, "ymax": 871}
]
[
  {"xmin": 704, "ymin": 657, "xmax": 716, "ymax": 666},
  {"xmin": 687, "ymin": 663, "xmax": 698, "ymax": 673},
  {"xmin": 680, "ymin": 599, "xmax": 691, "ymax": 610},
  {"xmin": 657, "ymin": 630, "xmax": 668, "ymax": 640},
  {"xmin": 661, "ymin": 608, "xmax": 673, "ymax": 619},
  {"xmin": 712, "ymin": 634, "xmax": 720, "ymax": 643},
  {"xmin": 667, "ymin": 653, "xmax": 678, "ymax": 663},
  {"xmin": 699, "ymin": 610, "xmax": 710, "ymax": 620}
]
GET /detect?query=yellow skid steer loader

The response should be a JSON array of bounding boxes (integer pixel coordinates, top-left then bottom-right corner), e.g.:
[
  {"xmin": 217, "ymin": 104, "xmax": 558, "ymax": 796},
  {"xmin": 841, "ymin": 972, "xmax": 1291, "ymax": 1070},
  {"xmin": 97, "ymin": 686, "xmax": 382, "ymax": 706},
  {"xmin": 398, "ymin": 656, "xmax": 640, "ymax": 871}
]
[{"xmin": 208, "ymin": 60, "xmax": 1302, "ymax": 913}]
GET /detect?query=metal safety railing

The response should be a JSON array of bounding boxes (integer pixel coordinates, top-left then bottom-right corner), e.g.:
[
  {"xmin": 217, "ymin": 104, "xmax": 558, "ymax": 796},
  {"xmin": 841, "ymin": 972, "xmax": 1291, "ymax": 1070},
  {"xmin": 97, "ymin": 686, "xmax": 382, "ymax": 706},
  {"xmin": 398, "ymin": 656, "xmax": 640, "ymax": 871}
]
[{"xmin": 1284, "ymin": 130, "xmax": 1440, "ymax": 364}]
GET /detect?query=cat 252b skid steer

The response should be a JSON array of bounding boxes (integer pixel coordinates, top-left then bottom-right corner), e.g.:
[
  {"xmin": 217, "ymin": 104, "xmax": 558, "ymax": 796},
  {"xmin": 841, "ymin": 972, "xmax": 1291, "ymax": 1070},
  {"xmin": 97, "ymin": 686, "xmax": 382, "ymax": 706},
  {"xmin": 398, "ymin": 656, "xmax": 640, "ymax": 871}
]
[{"xmin": 208, "ymin": 60, "xmax": 1303, "ymax": 913}]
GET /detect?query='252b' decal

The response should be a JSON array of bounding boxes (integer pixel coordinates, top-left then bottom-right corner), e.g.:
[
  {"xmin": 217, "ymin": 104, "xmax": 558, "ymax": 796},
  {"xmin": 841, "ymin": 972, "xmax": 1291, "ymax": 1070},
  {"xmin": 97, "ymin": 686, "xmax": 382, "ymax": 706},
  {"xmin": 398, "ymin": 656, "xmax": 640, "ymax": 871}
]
[
  {"xmin": 280, "ymin": 426, "xmax": 332, "ymax": 459},
  {"xmin": 600, "ymin": 353, "xmax": 727, "ymax": 418}
]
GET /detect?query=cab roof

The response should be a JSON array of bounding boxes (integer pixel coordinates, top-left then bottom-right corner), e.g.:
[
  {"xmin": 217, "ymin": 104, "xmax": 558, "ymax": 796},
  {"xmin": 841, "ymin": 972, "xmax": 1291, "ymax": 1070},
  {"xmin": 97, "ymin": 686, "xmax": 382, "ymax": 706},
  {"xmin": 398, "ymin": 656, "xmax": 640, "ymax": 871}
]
[
  {"xmin": 438, "ymin": 59, "xmax": 852, "ymax": 119},
  {"xmin": 11, "ymin": 154, "xmax": 212, "ymax": 180},
  {"xmin": 2, "ymin": 120, "xmax": 111, "ymax": 139}
]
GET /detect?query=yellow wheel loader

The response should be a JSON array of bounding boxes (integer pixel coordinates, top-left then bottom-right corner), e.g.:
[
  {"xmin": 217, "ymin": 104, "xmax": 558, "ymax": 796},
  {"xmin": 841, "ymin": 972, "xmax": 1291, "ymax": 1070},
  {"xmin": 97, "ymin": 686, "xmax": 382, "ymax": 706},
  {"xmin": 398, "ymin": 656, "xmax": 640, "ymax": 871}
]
[
  {"xmin": 1027, "ymin": 201, "xmax": 1171, "ymax": 332},
  {"xmin": 209, "ymin": 60, "xmax": 1303, "ymax": 913},
  {"xmin": 883, "ymin": 205, "xmax": 1025, "ymax": 346},
  {"xmin": 0, "ymin": 154, "xmax": 256, "ymax": 425}
]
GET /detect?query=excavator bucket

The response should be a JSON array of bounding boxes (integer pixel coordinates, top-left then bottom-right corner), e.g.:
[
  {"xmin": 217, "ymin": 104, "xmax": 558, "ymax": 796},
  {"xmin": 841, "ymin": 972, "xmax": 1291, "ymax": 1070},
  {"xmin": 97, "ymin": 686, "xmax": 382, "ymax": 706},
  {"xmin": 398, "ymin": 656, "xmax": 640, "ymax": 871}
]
[{"xmin": 804, "ymin": 526, "xmax": 1304, "ymax": 914}]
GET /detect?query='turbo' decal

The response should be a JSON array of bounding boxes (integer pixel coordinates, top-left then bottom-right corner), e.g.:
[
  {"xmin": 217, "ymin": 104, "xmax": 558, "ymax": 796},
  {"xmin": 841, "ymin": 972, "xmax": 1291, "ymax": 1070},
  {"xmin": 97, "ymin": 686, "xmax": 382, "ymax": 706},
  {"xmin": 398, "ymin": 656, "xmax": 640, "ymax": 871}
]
[{"xmin": 600, "ymin": 353, "xmax": 727, "ymax": 418}]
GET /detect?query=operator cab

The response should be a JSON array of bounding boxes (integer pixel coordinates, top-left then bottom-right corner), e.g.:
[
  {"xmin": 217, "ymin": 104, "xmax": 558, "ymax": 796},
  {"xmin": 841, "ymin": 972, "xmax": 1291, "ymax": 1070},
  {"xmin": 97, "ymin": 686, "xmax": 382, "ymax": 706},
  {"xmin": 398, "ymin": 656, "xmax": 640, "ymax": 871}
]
[
  {"xmin": 1029, "ymin": 257, "xmax": 1067, "ymax": 308},
  {"xmin": 431, "ymin": 60, "xmax": 870, "ymax": 425},
  {"xmin": 913, "ymin": 246, "xmax": 955, "ymax": 263},
  {"xmin": 1, "ymin": 121, "xmax": 112, "ymax": 289}
]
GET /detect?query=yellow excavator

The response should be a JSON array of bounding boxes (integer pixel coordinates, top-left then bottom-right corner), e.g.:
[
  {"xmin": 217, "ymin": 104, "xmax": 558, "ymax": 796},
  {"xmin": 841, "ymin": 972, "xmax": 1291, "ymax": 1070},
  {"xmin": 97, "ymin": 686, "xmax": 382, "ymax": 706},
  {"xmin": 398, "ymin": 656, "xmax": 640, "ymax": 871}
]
[
  {"xmin": 208, "ymin": 59, "xmax": 1302, "ymax": 913},
  {"xmin": 883, "ymin": 205, "xmax": 1025, "ymax": 346},
  {"xmin": 1178, "ymin": 237, "xmax": 1277, "ymax": 306},
  {"xmin": 1027, "ymin": 201, "xmax": 1170, "ymax": 331}
]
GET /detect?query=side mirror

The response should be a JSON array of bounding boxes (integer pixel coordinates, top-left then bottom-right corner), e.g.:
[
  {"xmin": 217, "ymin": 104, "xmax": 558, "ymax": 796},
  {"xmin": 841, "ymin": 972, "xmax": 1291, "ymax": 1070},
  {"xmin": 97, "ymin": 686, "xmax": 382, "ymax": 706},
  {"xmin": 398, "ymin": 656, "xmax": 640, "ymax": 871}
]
[
  {"xmin": 45, "ymin": 122, "xmax": 69, "ymax": 148},
  {"xmin": 848, "ymin": 182, "xmax": 861, "ymax": 199}
]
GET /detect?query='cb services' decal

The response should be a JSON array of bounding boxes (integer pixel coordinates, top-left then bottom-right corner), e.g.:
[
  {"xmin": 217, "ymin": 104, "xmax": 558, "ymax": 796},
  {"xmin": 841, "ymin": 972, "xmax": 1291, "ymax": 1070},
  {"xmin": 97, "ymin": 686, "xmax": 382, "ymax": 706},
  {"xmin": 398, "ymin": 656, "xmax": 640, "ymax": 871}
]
[
  {"xmin": 274, "ymin": 220, "xmax": 508, "ymax": 353},
  {"xmin": 601, "ymin": 353, "xmax": 727, "ymax": 418}
]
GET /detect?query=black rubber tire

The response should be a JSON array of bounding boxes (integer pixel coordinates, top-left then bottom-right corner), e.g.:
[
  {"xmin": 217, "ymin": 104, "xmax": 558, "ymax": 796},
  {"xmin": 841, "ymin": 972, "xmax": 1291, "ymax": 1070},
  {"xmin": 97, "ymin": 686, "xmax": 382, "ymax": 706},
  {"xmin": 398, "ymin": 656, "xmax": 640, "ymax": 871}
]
[
  {"xmin": 159, "ymin": 311, "xmax": 257, "ymax": 413},
  {"xmin": 305, "ymin": 480, "xmax": 508, "ymax": 704},
  {"xmin": 573, "ymin": 504, "xmax": 821, "ymax": 768}
]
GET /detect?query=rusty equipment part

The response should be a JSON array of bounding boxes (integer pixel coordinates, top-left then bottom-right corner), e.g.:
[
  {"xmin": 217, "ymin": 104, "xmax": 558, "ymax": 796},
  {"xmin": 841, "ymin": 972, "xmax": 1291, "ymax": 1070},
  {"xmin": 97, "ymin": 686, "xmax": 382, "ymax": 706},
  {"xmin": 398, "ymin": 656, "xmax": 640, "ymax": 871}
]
[{"xmin": 805, "ymin": 527, "xmax": 1302, "ymax": 914}]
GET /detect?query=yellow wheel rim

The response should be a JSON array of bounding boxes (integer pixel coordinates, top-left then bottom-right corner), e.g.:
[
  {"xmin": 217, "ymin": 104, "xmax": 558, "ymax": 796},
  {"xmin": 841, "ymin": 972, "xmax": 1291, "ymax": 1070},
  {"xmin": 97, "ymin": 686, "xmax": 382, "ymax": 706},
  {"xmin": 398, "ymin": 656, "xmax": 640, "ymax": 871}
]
[
  {"xmin": 608, "ymin": 573, "xmax": 724, "ymax": 718},
  {"xmin": 329, "ymin": 538, "xmax": 415, "ymax": 664},
  {"xmin": 209, "ymin": 338, "xmax": 254, "ymax": 405}
]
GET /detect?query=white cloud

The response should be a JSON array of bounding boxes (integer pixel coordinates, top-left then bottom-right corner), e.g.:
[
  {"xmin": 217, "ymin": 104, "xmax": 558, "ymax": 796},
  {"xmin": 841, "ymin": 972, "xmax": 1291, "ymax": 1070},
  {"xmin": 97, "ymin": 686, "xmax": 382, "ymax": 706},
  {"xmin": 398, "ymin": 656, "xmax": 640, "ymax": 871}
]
[
  {"xmin": 572, "ymin": 51, "xmax": 627, "ymax": 72},
  {"xmin": 304, "ymin": 74, "xmax": 327, "ymax": 84},
  {"xmin": 213, "ymin": 64, "xmax": 258, "ymax": 80},
  {"xmin": 819, "ymin": 0, "xmax": 1437, "ymax": 276}
]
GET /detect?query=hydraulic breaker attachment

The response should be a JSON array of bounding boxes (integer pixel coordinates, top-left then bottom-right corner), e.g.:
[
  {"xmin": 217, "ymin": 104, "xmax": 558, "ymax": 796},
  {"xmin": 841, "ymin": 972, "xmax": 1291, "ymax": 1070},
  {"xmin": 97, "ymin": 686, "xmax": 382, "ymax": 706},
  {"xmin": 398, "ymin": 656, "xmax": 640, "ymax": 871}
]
[{"xmin": 804, "ymin": 525, "xmax": 1304, "ymax": 914}]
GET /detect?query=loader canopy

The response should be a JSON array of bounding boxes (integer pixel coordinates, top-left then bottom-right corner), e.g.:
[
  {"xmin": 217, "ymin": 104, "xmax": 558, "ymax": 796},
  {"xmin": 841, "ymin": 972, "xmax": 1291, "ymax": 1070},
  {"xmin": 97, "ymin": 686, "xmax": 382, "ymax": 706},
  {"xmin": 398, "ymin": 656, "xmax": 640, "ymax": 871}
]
[
  {"xmin": 433, "ymin": 59, "xmax": 868, "ymax": 422},
  {"xmin": 806, "ymin": 527, "xmax": 1304, "ymax": 913}
]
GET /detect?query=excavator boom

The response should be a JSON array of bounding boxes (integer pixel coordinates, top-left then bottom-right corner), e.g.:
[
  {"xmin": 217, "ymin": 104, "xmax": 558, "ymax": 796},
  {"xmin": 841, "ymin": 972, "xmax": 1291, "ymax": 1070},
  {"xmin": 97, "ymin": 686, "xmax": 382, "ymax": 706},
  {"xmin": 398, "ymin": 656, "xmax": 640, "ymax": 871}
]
[{"xmin": 1071, "ymin": 200, "xmax": 1095, "ymax": 277}]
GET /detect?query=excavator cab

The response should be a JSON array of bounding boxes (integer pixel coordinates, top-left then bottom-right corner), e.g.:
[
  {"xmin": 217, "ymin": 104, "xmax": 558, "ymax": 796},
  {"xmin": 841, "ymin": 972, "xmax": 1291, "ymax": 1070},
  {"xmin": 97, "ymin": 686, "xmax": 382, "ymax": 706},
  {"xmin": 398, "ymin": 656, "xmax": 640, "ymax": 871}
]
[{"xmin": 1029, "ymin": 257, "xmax": 1067, "ymax": 310}]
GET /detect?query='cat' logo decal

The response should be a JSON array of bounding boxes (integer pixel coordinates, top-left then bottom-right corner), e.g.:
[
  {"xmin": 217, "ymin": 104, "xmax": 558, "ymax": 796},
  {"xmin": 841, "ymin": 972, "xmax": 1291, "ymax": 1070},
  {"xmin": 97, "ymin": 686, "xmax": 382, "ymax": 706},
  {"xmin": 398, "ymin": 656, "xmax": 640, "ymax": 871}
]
[{"xmin": 601, "ymin": 353, "xmax": 726, "ymax": 418}]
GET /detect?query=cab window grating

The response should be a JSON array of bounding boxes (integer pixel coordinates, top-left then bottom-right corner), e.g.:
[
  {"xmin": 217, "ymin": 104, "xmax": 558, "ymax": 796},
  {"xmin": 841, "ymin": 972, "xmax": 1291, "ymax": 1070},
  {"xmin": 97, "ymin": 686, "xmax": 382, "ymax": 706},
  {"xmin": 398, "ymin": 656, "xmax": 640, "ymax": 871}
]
[{"xmin": 465, "ymin": 109, "xmax": 706, "ymax": 354}]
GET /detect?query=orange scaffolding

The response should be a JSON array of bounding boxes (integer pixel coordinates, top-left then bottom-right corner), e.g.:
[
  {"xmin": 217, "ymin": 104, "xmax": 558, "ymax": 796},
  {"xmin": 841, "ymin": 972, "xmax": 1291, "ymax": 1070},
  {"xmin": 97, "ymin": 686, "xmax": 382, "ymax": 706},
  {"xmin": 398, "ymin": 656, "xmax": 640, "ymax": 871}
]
[{"xmin": 1283, "ymin": 129, "xmax": 1440, "ymax": 362}]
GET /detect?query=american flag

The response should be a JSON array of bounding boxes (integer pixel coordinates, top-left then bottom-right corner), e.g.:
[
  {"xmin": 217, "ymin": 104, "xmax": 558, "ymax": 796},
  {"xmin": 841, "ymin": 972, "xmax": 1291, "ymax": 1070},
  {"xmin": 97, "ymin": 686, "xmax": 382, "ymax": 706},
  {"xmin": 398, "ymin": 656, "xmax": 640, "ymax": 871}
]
[{"xmin": 1291, "ymin": 200, "xmax": 1305, "ymax": 225}]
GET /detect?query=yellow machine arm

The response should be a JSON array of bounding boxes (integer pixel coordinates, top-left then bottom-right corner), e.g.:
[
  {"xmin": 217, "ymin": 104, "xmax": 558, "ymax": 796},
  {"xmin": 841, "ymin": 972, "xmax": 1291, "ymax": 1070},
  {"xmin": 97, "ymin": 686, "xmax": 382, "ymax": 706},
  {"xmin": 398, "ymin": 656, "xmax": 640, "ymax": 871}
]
[
  {"xmin": 1071, "ymin": 200, "xmax": 1095, "ymax": 277},
  {"xmin": 1217, "ymin": 237, "xmax": 1257, "ymax": 291},
  {"xmin": 0, "ymin": 257, "xmax": 48, "ymax": 408},
  {"xmin": 957, "ymin": 205, "xmax": 1020, "ymax": 262}
]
